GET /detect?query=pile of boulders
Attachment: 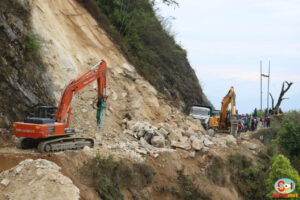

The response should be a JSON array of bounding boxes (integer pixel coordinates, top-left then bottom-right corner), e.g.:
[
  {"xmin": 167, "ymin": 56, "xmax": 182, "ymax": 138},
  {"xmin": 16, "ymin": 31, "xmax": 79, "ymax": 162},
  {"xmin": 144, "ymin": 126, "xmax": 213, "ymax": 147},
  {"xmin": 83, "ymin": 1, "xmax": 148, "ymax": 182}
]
[{"xmin": 123, "ymin": 121, "xmax": 215, "ymax": 153}]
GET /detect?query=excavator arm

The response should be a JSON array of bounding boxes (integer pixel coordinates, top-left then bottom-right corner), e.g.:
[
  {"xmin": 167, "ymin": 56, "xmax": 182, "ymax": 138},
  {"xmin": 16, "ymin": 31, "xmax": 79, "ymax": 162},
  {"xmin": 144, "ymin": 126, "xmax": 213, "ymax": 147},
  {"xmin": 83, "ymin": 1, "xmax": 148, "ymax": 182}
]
[
  {"xmin": 55, "ymin": 60, "xmax": 107, "ymax": 129},
  {"xmin": 219, "ymin": 86, "xmax": 236, "ymax": 129}
]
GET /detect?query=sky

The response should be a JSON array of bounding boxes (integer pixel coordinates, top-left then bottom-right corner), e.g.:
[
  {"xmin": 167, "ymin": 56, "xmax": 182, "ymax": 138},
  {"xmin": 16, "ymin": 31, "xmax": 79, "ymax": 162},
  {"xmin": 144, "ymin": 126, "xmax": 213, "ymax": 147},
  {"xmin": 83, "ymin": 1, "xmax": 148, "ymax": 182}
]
[{"xmin": 157, "ymin": 0, "xmax": 300, "ymax": 114}]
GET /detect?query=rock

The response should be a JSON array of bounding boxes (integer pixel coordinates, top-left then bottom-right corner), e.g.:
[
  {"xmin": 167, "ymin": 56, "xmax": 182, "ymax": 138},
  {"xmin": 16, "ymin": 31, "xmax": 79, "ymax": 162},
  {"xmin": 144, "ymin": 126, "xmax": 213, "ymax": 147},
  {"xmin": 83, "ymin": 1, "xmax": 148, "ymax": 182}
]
[
  {"xmin": 137, "ymin": 130, "xmax": 146, "ymax": 138},
  {"xmin": 81, "ymin": 108, "xmax": 87, "ymax": 113},
  {"xmin": 241, "ymin": 133, "xmax": 250, "ymax": 140},
  {"xmin": 83, "ymin": 145, "xmax": 91, "ymax": 152},
  {"xmin": 201, "ymin": 147, "xmax": 210, "ymax": 152},
  {"xmin": 168, "ymin": 130, "xmax": 183, "ymax": 142},
  {"xmin": 243, "ymin": 141, "xmax": 257, "ymax": 150},
  {"xmin": 200, "ymin": 136, "xmax": 214, "ymax": 147},
  {"xmin": 0, "ymin": 159, "xmax": 79, "ymax": 200},
  {"xmin": 1, "ymin": 178, "xmax": 10, "ymax": 187},
  {"xmin": 15, "ymin": 166, "xmax": 23, "ymax": 174},
  {"xmin": 111, "ymin": 90, "xmax": 118, "ymax": 101},
  {"xmin": 208, "ymin": 129, "xmax": 215, "ymax": 136},
  {"xmin": 189, "ymin": 151, "xmax": 196, "ymax": 158},
  {"xmin": 136, "ymin": 149, "xmax": 147, "ymax": 155},
  {"xmin": 151, "ymin": 135, "xmax": 165, "ymax": 148},
  {"xmin": 162, "ymin": 123, "xmax": 171, "ymax": 132},
  {"xmin": 158, "ymin": 128, "xmax": 169, "ymax": 137},
  {"xmin": 182, "ymin": 128, "xmax": 194, "ymax": 137},
  {"xmin": 144, "ymin": 131, "xmax": 154, "ymax": 143},
  {"xmin": 139, "ymin": 137, "xmax": 153, "ymax": 149},
  {"xmin": 189, "ymin": 135, "xmax": 196, "ymax": 142},
  {"xmin": 223, "ymin": 134, "xmax": 237, "ymax": 144},
  {"xmin": 171, "ymin": 136, "xmax": 191, "ymax": 150},
  {"xmin": 204, "ymin": 139, "xmax": 213, "ymax": 147},
  {"xmin": 191, "ymin": 138, "xmax": 204, "ymax": 150},
  {"xmin": 150, "ymin": 152, "xmax": 159, "ymax": 158},
  {"xmin": 123, "ymin": 129, "xmax": 135, "ymax": 137}
]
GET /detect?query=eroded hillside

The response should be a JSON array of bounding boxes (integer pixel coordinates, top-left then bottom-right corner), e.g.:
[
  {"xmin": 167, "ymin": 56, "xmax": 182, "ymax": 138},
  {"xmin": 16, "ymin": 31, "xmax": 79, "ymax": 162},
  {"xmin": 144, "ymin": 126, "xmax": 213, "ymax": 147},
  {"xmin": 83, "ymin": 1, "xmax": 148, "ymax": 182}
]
[{"xmin": 0, "ymin": 1, "xmax": 270, "ymax": 200}]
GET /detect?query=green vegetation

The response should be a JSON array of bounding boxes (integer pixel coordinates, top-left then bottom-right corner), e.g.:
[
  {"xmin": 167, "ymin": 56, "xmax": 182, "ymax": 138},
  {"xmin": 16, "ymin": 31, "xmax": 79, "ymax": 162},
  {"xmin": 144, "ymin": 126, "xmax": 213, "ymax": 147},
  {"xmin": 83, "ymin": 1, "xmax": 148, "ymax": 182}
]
[
  {"xmin": 228, "ymin": 153, "xmax": 267, "ymax": 200},
  {"xmin": 25, "ymin": 33, "xmax": 44, "ymax": 60},
  {"xmin": 85, "ymin": 154, "xmax": 155, "ymax": 200},
  {"xmin": 277, "ymin": 118, "xmax": 300, "ymax": 157},
  {"xmin": 175, "ymin": 170, "xmax": 211, "ymax": 200},
  {"xmin": 76, "ymin": 0, "xmax": 210, "ymax": 111},
  {"xmin": 265, "ymin": 154, "xmax": 300, "ymax": 199}
]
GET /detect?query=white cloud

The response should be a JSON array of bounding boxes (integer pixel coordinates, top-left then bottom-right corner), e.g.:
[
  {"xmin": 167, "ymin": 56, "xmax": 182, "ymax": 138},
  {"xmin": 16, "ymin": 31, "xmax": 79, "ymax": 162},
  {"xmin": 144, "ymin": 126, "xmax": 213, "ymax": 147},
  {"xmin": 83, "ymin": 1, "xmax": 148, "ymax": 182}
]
[{"xmin": 159, "ymin": 0, "xmax": 300, "ymax": 112}]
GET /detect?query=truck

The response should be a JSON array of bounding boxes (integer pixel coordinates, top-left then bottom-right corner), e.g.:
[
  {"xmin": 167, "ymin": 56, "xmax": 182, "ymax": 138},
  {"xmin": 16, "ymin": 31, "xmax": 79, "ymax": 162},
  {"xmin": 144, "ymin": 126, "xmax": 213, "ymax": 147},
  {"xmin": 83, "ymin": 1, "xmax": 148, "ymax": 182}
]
[{"xmin": 189, "ymin": 104, "xmax": 213, "ymax": 129}]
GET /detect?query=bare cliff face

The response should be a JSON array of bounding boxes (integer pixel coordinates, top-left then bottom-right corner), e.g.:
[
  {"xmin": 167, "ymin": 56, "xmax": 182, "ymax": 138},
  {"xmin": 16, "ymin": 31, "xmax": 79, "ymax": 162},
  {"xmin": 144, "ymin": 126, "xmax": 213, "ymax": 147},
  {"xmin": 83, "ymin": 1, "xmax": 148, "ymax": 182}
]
[{"xmin": 0, "ymin": 0, "xmax": 55, "ymax": 125}]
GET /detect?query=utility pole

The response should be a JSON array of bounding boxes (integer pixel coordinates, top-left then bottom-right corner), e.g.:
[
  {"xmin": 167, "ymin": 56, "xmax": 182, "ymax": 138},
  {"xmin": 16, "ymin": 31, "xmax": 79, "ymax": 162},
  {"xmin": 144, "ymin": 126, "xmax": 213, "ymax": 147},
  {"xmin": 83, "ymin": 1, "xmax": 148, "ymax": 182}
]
[
  {"xmin": 260, "ymin": 61, "xmax": 270, "ymax": 116},
  {"xmin": 267, "ymin": 61, "xmax": 270, "ymax": 115},
  {"xmin": 260, "ymin": 61, "xmax": 262, "ymax": 115}
]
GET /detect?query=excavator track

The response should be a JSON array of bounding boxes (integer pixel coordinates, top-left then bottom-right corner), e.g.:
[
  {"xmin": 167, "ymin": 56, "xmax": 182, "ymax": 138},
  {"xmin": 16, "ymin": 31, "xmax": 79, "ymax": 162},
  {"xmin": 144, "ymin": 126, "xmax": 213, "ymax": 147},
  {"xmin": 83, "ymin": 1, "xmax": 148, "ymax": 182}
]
[{"xmin": 37, "ymin": 137, "xmax": 94, "ymax": 153}]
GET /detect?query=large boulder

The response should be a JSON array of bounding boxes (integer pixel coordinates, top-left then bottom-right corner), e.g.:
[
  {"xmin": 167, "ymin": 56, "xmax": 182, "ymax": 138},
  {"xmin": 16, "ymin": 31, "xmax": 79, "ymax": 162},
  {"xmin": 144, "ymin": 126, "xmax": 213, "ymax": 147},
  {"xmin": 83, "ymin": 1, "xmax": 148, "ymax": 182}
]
[
  {"xmin": 171, "ymin": 136, "xmax": 191, "ymax": 150},
  {"xmin": 191, "ymin": 138, "xmax": 204, "ymax": 151},
  {"xmin": 168, "ymin": 130, "xmax": 183, "ymax": 142},
  {"xmin": 151, "ymin": 135, "xmax": 165, "ymax": 148},
  {"xmin": 158, "ymin": 128, "xmax": 169, "ymax": 137}
]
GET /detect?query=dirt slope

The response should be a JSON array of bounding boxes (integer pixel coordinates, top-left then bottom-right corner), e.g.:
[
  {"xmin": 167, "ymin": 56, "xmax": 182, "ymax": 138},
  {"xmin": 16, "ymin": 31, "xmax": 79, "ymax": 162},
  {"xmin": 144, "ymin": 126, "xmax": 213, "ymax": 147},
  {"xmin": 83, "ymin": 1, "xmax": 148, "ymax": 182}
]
[
  {"xmin": 0, "ymin": 1, "xmax": 266, "ymax": 200},
  {"xmin": 31, "ymin": 0, "xmax": 174, "ymax": 138}
]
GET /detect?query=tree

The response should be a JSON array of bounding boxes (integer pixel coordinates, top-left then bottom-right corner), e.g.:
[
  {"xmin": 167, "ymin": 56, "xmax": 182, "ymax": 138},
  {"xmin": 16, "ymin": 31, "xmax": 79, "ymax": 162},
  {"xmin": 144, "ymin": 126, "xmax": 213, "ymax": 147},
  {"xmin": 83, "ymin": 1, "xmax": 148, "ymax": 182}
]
[
  {"xmin": 150, "ymin": 0, "xmax": 178, "ymax": 6},
  {"xmin": 265, "ymin": 154, "xmax": 300, "ymax": 199},
  {"xmin": 269, "ymin": 81, "xmax": 293, "ymax": 111},
  {"xmin": 277, "ymin": 118, "xmax": 300, "ymax": 157}
]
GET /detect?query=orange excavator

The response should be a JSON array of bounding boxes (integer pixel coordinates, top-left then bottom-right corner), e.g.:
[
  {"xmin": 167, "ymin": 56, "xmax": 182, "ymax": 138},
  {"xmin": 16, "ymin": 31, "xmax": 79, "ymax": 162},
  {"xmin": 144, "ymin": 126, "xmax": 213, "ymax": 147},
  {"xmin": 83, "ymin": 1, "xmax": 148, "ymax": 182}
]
[{"xmin": 13, "ymin": 60, "xmax": 108, "ymax": 152}]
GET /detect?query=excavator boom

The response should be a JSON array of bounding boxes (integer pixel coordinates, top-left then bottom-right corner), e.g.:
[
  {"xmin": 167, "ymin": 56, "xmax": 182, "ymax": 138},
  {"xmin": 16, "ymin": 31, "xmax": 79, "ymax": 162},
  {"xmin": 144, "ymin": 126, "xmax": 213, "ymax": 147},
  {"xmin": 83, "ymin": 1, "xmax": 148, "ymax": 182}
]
[
  {"xmin": 219, "ymin": 87, "xmax": 236, "ymax": 129},
  {"xmin": 55, "ymin": 60, "xmax": 107, "ymax": 128}
]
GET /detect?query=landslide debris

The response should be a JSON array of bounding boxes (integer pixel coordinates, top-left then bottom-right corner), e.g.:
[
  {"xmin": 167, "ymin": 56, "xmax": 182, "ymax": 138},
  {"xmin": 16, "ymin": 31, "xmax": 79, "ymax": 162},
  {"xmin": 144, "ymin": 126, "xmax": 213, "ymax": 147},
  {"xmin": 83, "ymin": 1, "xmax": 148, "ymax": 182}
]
[
  {"xmin": 0, "ymin": 159, "xmax": 80, "ymax": 200},
  {"xmin": 77, "ymin": 0, "xmax": 212, "ymax": 112}
]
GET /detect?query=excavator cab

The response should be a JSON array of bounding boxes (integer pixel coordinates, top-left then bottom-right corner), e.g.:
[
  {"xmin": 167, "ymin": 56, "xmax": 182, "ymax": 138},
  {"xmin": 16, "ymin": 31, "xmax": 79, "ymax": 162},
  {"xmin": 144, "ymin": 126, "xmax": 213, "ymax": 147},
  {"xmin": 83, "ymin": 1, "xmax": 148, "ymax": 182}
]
[{"xmin": 24, "ymin": 106, "xmax": 57, "ymax": 125}]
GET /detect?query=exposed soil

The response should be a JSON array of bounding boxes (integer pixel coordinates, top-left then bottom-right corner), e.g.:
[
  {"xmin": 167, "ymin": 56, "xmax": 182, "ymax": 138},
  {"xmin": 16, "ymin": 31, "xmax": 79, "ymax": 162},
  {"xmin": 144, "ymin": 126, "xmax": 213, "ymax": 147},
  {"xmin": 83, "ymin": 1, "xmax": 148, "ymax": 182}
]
[{"xmin": 0, "ymin": 0, "xmax": 266, "ymax": 200}]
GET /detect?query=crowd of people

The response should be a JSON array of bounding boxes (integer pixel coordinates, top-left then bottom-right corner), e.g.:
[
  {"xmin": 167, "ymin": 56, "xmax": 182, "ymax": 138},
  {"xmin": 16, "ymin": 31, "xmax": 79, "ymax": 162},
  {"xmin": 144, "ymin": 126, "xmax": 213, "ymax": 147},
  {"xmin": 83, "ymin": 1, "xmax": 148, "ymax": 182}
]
[{"xmin": 237, "ymin": 108, "xmax": 274, "ymax": 133}]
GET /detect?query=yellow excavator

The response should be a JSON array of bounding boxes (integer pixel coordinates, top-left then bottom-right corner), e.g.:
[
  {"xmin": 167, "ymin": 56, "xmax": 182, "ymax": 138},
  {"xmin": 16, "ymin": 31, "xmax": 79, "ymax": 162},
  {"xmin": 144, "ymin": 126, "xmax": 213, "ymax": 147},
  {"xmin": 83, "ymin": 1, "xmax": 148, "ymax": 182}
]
[{"xmin": 208, "ymin": 86, "xmax": 238, "ymax": 136}]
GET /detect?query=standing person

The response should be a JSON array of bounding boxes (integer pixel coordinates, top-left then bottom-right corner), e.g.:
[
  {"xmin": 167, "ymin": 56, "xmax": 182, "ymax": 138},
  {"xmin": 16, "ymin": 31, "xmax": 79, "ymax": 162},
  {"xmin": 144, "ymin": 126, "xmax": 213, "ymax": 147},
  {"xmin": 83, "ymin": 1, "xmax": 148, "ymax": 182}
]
[
  {"xmin": 264, "ymin": 116, "xmax": 268, "ymax": 127},
  {"xmin": 251, "ymin": 118, "xmax": 255, "ymax": 131},
  {"xmin": 260, "ymin": 117, "xmax": 263, "ymax": 127},
  {"xmin": 254, "ymin": 108, "xmax": 257, "ymax": 118},
  {"xmin": 246, "ymin": 113, "xmax": 250, "ymax": 131},
  {"xmin": 267, "ymin": 116, "xmax": 271, "ymax": 127},
  {"xmin": 238, "ymin": 122, "xmax": 242, "ymax": 135}
]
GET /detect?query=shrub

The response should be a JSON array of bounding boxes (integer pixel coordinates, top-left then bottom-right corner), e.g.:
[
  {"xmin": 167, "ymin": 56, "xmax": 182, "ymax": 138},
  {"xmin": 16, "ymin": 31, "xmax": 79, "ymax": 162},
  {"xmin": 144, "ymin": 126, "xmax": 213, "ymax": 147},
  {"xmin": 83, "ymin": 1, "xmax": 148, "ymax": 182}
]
[
  {"xmin": 25, "ymin": 33, "xmax": 43, "ymax": 60},
  {"xmin": 85, "ymin": 154, "xmax": 155, "ymax": 200},
  {"xmin": 265, "ymin": 154, "xmax": 300, "ymax": 199},
  {"xmin": 277, "ymin": 118, "xmax": 300, "ymax": 157},
  {"xmin": 228, "ymin": 153, "xmax": 266, "ymax": 199},
  {"xmin": 175, "ymin": 170, "xmax": 211, "ymax": 200}
]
